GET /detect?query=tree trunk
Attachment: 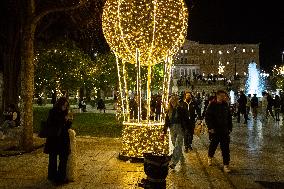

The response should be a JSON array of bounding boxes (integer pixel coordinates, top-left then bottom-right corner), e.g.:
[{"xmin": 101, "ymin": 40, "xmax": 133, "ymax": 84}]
[
  {"xmin": 3, "ymin": 51, "xmax": 21, "ymax": 108},
  {"xmin": 0, "ymin": 0, "xmax": 23, "ymax": 116},
  {"xmin": 21, "ymin": 24, "xmax": 36, "ymax": 152}
]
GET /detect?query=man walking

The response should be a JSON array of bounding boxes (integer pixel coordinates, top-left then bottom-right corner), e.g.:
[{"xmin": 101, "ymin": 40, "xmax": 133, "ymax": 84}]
[
  {"xmin": 180, "ymin": 90, "xmax": 196, "ymax": 152},
  {"xmin": 237, "ymin": 91, "xmax": 248, "ymax": 124},
  {"xmin": 205, "ymin": 90, "xmax": 233, "ymax": 173},
  {"xmin": 251, "ymin": 94, "xmax": 258, "ymax": 119}
]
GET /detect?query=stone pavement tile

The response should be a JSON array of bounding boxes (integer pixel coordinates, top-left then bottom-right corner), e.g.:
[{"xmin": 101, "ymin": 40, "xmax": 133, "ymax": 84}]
[
  {"xmin": 229, "ymin": 175, "xmax": 263, "ymax": 189},
  {"xmin": 1, "ymin": 120, "xmax": 283, "ymax": 189}
]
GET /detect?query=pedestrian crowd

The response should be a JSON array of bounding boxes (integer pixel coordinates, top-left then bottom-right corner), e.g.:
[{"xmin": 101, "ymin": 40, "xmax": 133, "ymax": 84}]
[
  {"xmin": 234, "ymin": 91, "xmax": 284, "ymax": 123},
  {"xmin": 3, "ymin": 88, "xmax": 282, "ymax": 186},
  {"xmin": 164, "ymin": 89, "xmax": 233, "ymax": 173}
]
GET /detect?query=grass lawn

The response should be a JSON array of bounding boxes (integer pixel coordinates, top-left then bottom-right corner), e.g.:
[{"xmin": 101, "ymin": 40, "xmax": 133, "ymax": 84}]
[{"xmin": 33, "ymin": 106, "xmax": 122, "ymax": 138}]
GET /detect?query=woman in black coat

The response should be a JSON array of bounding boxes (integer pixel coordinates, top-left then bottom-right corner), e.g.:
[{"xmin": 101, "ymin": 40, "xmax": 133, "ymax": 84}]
[{"xmin": 44, "ymin": 97, "xmax": 72, "ymax": 184}]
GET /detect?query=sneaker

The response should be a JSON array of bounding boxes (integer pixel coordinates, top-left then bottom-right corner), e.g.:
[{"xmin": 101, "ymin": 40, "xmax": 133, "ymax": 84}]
[
  {"xmin": 208, "ymin": 157, "xmax": 213, "ymax": 166},
  {"xmin": 223, "ymin": 165, "xmax": 231, "ymax": 173}
]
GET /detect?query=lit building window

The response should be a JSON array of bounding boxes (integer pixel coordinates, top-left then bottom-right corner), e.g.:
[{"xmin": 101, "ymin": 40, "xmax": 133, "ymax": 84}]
[
  {"xmin": 185, "ymin": 50, "xmax": 188, "ymax": 53},
  {"xmin": 210, "ymin": 50, "xmax": 213, "ymax": 53},
  {"xmin": 181, "ymin": 50, "xmax": 184, "ymax": 53},
  {"xmin": 227, "ymin": 61, "xmax": 230, "ymax": 65},
  {"xmin": 227, "ymin": 50, "xmax": 230, "ymax": 53},
  {"xmin": 243, "ymin": 48, "xmax": 246, "ymax": 52},
  {"xmin": 251, "ymin": 49, "xmax": 254, "ymax": 53},
  {"xmin": 202, "ymin": 50, "xmax": 205, "ymax": 54},
  {"xmin": 218, "ymin": 50, "xmax": 222, "ymax": 54}
]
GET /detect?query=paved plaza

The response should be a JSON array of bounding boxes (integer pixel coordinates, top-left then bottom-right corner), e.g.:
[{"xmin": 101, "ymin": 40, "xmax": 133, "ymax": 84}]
[{"xmin": 0, "ymin": 116, "xmax": 283, "ymax": 189}]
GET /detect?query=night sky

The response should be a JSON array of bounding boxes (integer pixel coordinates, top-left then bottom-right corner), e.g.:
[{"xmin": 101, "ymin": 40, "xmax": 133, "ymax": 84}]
[{"xmin": 186, "ymin": 0, "xmax": 284, "ymax": 70}]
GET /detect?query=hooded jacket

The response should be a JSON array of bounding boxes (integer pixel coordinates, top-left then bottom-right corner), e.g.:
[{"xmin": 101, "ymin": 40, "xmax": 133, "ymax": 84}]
[{"xmin": 205, "ymin": 101, "xmax": 232, "ymax": 134}]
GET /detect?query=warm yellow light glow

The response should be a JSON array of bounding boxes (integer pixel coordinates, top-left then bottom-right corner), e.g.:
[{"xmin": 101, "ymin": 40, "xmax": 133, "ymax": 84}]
[
  {"xmin": 121, "ymin": 122, "xmax": 169, "ymax": 158},
  {"xmin": 102, "ymin": 0, "xmax": 188, "ymax": 66},
  {"xmin": 102, "ymin": 0, "xmax": 188, "ymax": 158}
]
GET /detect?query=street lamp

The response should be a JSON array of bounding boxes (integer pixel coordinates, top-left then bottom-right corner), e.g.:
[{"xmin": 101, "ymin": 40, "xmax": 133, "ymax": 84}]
[{"xmin": 234, "ymin": 47, "xmax": 237, "ymax": 79}]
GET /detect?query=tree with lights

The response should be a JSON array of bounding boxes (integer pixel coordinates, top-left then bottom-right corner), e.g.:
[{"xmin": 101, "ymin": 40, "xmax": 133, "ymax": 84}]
[
  {"xmin": 93, "ymin": 52, "xmax": 118, "ymax": 99},
  {"xmin": 20, "ymin": 0, "xmax": 88, "ymax": 151},
  {"xmin": 35, "ymin": 39, "xmax": 98, "ymax": 99}
]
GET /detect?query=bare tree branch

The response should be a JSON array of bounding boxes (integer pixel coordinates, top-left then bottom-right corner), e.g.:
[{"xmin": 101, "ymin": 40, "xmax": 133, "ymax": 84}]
[{"xmin": 32, "ymin": 0, "xmax": 88, "ymax": 26}]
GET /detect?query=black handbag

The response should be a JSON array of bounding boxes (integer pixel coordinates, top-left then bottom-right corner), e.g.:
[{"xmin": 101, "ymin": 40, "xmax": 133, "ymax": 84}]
[{"xmin": 38, "ymin": 120, "xmax": 48, "ymax": 138}]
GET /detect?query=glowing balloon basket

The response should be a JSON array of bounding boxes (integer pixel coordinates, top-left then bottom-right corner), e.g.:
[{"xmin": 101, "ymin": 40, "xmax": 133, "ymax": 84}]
[{"xmin": 102, "ymin": 0, "xmax": 188, "ymax": 159}]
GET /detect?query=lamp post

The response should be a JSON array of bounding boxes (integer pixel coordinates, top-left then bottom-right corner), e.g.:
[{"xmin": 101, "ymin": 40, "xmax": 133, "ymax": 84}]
[{"xmin": 234, "ymin": 47, "xmax": 237, "ymax": 79}]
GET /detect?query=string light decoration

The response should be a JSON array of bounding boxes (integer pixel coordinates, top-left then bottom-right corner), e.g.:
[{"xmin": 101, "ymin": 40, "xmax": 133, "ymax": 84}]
[{"xmin": 102, "ymin": 0, "xmax": 188, "ymax": 159}]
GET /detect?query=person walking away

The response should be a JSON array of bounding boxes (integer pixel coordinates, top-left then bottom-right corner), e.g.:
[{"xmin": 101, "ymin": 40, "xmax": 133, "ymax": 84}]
[
  {"xmin": 205, "ymin": 90, "xmax": 233, "ymax": 173},
  {"xmin": 266, "ymin": 93, "xmax": 275, "ymax": 120},
  {"xmin": 237, "ymin": 91, "xmax": 248, "ymax": 124},
  {"xmin": 163, "ymin": 95, "xmax": 184, "ymax": 169},
  {"xmin": 246, "ymin": 94, "xmax": 251, "ymax": 116},
  {"xmin": 179, "ymin": 90, "xmax": 196, "ymax": 152},
  {"xmin": 261, "ymin": 92, "xmax": 268, "ymax": 121},
  {"xmin": 195, "ymin": 93, "xmax": 202, "ymax": 119},
  {"xmin": 97, "ymin": 98, "xmax": 106, "ymax": 113},
  {"xmin": 274, "ymin": 95, "xmax": 281, "ymax": 121},
  {"xmin": 250, "ymin": 94, "xmax": 259, "ymax": 119},
  {"xmin": 44, "ymin": 97, "xmax": 72, "ymax": 185}
]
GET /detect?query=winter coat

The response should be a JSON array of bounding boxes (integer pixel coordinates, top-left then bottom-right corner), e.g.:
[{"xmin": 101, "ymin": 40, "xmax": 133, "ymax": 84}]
[
  {"xmin": 251, "ymin": 97, "xmax": 258, "ymax": 108},
  {"xmin": 44, "ymin": 107, "xmax": 72, "ymax": 155},
  {"xmin": 163, "ymin": 106, "xmax": 183, "ymax": 133},
  {"xmin": 179, "ymin": 100, "xmax": 196, "ymax": 130},
  {"xmin": 168, "ymin": 107, "xmax": 183, "ymax": 125},
  {"xmin": 237, "ymin": 94, "xmax": 247, "ymax": 113},
  {"xmin": 205, "ymin": 101, "xmax": 232, "ymax": 135}
]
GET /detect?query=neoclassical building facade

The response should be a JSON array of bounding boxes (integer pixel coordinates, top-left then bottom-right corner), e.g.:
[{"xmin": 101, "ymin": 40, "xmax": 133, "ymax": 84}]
[{"xmin": 172, "ymin": 40, "xmax": 260, "ymax": 78}]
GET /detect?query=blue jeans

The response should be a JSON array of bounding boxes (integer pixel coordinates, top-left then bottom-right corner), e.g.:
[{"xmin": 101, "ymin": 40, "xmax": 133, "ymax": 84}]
[{"xmin": 170, "ymin": 124, "xmax": 184, "ymax": 166}]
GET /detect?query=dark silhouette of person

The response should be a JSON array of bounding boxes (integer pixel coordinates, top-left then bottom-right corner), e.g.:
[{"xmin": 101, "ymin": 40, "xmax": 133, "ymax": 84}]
[
  {"xmin": 44, "ymin": 97, "xmax": 72, "ymax": 184},
  {"xmin": 237, "ymin": 91, "xmax": 248, "ymax": 124},
  {"xmin": 179, "ymin": 90, "xmax": 196, "ymax": 152},
  {"xmin": 97, "ymin": 99, "xmax": 106, "ymax": 113},
  {"xmin": 205, "ymin": 90, "xmax": 232, "ymax": 173}
]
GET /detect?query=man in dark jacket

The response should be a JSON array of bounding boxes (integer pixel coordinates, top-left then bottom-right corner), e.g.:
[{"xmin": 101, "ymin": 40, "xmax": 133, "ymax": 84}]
[
  {"xmin": 205, "ymin": 90, "xmax": 232, "ymax": 173},
  {"xmin": 250, "ymin": 94, "xmax": 258, "ymax": 119},
  {"xmin": 237, "ymin": 91, "xmax": 248, "ymax": 124},
  {"xmin": 179, "ymin": 90, "xmax": 196, "ymax": 152}
]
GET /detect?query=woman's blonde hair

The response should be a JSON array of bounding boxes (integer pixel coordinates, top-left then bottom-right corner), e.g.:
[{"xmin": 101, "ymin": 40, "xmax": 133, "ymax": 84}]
[{"xmin": 168, "ymin": 95, "xmax": 179, "ymax": 117}]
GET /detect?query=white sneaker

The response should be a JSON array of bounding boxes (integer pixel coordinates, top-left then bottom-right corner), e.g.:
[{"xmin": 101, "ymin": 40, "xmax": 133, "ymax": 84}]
[
  {"xmin": 208, "ymin": 157, "xmax": 213, "ymax": 166},
  {"xmin": 223, "ymin": 165, "xmax": 231, "ymax": 173}
]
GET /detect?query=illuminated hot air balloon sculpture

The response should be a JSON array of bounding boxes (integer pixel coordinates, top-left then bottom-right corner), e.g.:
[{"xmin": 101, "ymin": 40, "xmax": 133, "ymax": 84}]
[{"xmin": 102, "ymin": 0, "xmax": 188, "ymax": 159}]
